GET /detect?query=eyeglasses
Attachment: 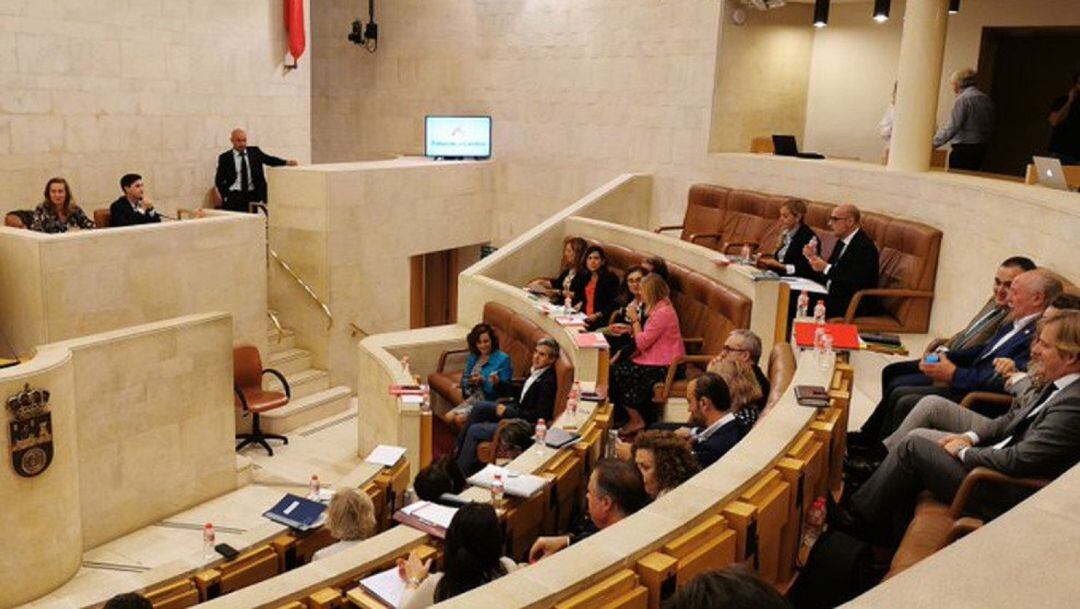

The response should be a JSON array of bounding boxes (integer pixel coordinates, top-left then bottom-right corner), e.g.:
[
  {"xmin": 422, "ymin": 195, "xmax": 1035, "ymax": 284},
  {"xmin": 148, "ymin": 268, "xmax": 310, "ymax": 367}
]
[
  {"xmin": 827, "ymin": 215, "xmax": 851, "ymax": 223},
  {"xmin": 722, "ymin": 345, "xmax": 750, "ymax": 354}
]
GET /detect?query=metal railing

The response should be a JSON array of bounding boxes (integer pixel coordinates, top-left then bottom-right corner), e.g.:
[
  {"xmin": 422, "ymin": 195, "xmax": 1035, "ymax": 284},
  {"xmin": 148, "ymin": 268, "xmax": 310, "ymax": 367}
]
[
  {"xmin": 268, "ymin": 248, "xmax": 333, "ymax": 329},
  {"xmin": 267, "ymin": 309, "xmax": 285, "ymax": 343}
]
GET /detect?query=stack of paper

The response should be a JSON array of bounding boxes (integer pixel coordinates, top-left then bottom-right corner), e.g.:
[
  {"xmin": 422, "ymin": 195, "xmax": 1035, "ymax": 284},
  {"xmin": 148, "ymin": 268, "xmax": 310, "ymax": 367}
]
[
  {"xmin": 365, "ymin": 445, "xmax": 407, "ymax": 467},
  {"xmin": 467, "ymin": 464, "xmax": 550, "ymax": 498},
  {"xmin": 400, "ymin": 501, "xmax": 458, "ymax": 529},
  {"xmin": 357, "ymin": 565, "xmax": 406, "ymax": 608}
]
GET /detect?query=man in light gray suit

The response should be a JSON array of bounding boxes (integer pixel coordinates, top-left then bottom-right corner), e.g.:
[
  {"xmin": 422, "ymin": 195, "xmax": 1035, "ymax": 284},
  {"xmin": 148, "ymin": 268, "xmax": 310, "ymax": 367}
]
[{"xmin": 838, "ymin": 311, "xmax": 1080, "ymax": 543}]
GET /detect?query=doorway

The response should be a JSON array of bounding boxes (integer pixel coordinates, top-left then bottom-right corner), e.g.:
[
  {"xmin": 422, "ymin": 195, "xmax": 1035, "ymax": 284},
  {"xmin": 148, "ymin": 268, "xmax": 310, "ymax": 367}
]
[
  {"xmin": 978, "ymin": 27, "xmax": 1080, "ymax": 176},
  {"xmin": 410, "ymin": 249, "xmax": 459, "ymax": 328}
]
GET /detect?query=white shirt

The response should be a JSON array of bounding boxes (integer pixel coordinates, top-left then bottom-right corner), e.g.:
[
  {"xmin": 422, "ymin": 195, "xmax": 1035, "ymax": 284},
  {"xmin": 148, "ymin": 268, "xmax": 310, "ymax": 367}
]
[
  {"xmin": 230, "ymin": 148, "xmax": 253, "ymax": 192},
  {"xmin": 692, "ymin": 412, "xmax": 737, "ymax": 443},
  {"xmin": 983, "ymin": 312, "xmax": 1040, "ymax": 356},
  {"xmin": 520, "ymin": 365, "xmax": 551, "ymax": 401},
  {"xmin": 961, "ymin": 373, "xmax": 1080, "ymax": 458},
  {"xmin": 823, "ymin": 228, "xmax": 859, "ymax": 278}
]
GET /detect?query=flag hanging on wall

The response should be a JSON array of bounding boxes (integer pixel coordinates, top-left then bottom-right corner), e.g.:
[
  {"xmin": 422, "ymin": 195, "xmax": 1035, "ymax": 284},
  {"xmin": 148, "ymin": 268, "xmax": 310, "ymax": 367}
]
[{"xmin": 284, "ymin": 0, "xmax": 306, "ymax": 68}]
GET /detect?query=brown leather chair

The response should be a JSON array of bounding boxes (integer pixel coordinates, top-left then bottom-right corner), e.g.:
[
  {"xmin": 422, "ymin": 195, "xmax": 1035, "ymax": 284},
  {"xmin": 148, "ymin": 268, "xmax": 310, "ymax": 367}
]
[
  {"xmin": 886, "ymin": 467, "xmax": 1048, "ymax": 579},
  {"xmin": 234, "ymin": 345, "xmax": 291, "ymax": 456},
  {"xmin": 4, "ymin": 210, "xmax": 34, "ymax": 229},
  {"xmin": 762, "ymin": 342, "xmax": 796, "ymax": 416},
  {"xmin": 93, "ymin": 208, "xmax": 112, "ymax": 228},
  {"xmin": 654, "ymin": 184, "xmax": 731, "ymax": 250}
]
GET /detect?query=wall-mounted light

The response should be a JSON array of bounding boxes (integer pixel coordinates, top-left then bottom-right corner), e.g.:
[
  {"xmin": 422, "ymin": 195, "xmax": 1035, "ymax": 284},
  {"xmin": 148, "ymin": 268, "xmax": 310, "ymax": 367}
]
[
  {"xmin": 813, "ymin": 0, "xmax": 830, "ymax": 28},
  {"xmin": 949, "ymin": 0, "xmax": 960, "ymax": 15},
  {"xmin": 873, "ymin": 0, "xmax": 890, "ymax": 23}
]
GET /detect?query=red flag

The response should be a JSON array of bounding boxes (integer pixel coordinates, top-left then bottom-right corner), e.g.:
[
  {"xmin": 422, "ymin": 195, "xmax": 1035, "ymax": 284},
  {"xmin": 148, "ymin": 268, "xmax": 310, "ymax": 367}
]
[{"xmin": 284, "ymin": 0, "xmax": 305, "ymax": 67}]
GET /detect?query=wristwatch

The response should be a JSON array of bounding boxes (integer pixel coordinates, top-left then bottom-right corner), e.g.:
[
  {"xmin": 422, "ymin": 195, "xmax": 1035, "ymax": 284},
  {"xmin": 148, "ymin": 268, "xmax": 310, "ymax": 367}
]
[{"xmin": 407, "ymin": 576, "xmax": 423, "ymax": 587}]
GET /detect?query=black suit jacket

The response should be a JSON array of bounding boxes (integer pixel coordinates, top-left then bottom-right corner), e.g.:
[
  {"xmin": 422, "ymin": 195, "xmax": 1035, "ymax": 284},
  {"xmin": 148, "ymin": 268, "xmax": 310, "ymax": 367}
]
[
  {"xmin": 109, "ymin": 196, "xmax": 161, "ymax": 227},
  {"xmin": 693, "ymin": 419, "xmax": 747, "ymax": 469},
  {"xmin": 809, "ymin": 229, "xmax": 880, "ymax": 318},
  {"xmin": 570, "ymin": 269, "xmax": 620, "ymax": 330},
  {"xmin": 752, "ymin": 363, "xmax": 771, "ymax": 403},
  {"xmin": 501, "ymin": 367, "xmax": 557, "ymax": 425},
  {"xmin": 772, "ymin": 222, "xmax": 818, "ymax": 279},
  {"xmin": 214, "ymin": 147, "xmax": 288, "ymax": 203}
]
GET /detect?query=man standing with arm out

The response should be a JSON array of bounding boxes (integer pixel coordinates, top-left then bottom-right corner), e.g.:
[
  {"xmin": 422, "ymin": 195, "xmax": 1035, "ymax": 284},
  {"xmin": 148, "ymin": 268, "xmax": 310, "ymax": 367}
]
[
  {"xmin": 1047, "ymin": 72, "xmax": 1080, "ymax": 166},
  {"xmin": 214, "ymin": 128, "xmax": 298, "ymax": 213},
  {"xmin": 834, "ymin": 311, "xmax": 1080, "ymax": 545},
  {"xmin": 109, "ymin": 174, "xmax": 161, "ymax": 227},
  {"xmin": 802, "ymin": 204, "xmax": 880, "ymax": 320}
]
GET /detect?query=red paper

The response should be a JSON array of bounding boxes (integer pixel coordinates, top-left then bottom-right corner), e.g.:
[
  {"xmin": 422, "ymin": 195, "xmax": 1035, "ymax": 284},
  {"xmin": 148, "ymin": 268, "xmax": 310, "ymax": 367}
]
[
  {"xmin": 574, "ymin": 332, "xmax": 610, "ymax": 349},
  {"xmin": 793, "ymin": 322, "xmax": 861, "ymax": 350}
]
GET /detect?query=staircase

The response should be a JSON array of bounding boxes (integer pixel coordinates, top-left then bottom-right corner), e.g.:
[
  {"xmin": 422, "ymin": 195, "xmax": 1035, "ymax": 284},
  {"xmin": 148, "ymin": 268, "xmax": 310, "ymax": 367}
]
[{"xmin": 260, "ymin": 326, "xmax": 353, "ymax": 436}]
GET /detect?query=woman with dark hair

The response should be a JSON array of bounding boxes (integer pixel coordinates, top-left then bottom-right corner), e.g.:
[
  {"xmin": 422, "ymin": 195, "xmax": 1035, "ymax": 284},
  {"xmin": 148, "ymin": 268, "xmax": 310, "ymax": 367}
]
[
  {"xmin": 526, "ymin": 236, "xmax": 588, "ymax": 300},
  {"xmin": 641, "ymin": 256, "xmax": 670, "ymax": 283},
  {"xmin": 445, "ymin": 323, "xmax": 513, "ymax": 428},
  {"xmin": 756, "ymin": 198, "xmax": 817, "ymax": 279},
  {"xmin": 664, "ymin": 567, "xmax": 791, "ymax": 609},
  {"xmin": 398, "ymin": 503, "xmax": 516, "ymax": 608},
  {"xmin": 609, "ymin": 273, "xmax": 685, "ymax": 436},
  {"xmin": 413, "ymin": 455, "xmax": 467, "ymax": 504},
  {"xmin": 632, "ymin": 430, "xmax": 699, "ymax": 499},
  {"xmin": 606, "ymin": 265, "xmax": 648, "ymax": 364},
  {"xmin": 29, "ymin": 177, "xmax": 95, "ymax": 233},
  {"xmin": 570, "ymin": 245, "xmax": 620, "ymax": 331}
]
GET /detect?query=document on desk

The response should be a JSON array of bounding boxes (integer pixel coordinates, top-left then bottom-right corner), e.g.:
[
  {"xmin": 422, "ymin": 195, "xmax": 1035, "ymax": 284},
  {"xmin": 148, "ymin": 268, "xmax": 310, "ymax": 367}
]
[
  {"xmin": 358, "ymin": 565, "xmax": 406, "ymax": 609},
  {"xmin": 400, "ymin": 500, "xmax": 458, "ymax": 529},
  {"xmin": 780, "ymin": 277, "xmax": 828, "ymax": 295},
  {"xmin": 365, "ymin": 444, "xmax": 407, "ymax": 467},
  {"xmin": 468, "ymin": 464, "xmax": 550, "ymax": 498}
]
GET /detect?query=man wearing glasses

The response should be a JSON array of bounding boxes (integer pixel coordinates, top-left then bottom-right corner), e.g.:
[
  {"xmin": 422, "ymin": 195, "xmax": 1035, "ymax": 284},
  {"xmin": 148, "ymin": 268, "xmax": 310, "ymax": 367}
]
[{"xmin": 802, "ymin": 204, "xmax": 880, "ymax": 319}]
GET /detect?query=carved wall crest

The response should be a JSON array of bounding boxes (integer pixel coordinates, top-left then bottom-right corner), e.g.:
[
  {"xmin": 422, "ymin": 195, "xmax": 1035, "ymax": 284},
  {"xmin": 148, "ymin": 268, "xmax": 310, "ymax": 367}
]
[{"xmin": 7, "ymin": 384, "xmax": 53, "ymax": 477}]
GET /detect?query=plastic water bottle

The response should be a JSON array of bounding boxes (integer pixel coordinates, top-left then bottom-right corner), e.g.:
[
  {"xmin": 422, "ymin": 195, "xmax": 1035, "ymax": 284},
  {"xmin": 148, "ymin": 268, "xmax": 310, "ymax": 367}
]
[
  {"xmin": 813, "ymin": 300, "xmax": 827, "ymax": 324},
  {"xmin": 421, "ymin": 392, "xmax": 432, "ymax": 413},
  {"xmin": 813, "ymin": 325, "xmax": 827, "ymax": 354},
  {"xmin": 202, "ymin": 523, "xmax": 215, "ymax": 561},
  {"xmin": 563, "ymin": 294, "xmax": 573, "ymax": 314},
  {"xmin": 403, "ymin": 486, "xmax": 416, "ymax": 507},
  {"xmin": 400, "ymin": 355, "xmax": 412, "ymax": 379},
  {"xmin": 309, "ymin": 475, "xmax": 321, "ymax": 499},
  {"xmin": 605, "ymin": 429, "xmax": 619, "ymax": 459},
  {"xmin": 802, "ymin": 497, "xmax": 827, "ymax": 548},
  {"xmin": 535, "ymin": 419, "xmax": 547, "ymax": 444},
  {"xmin": 491, "ymin": 472, "xmax": 505, "ymax": 509},
  {"xmin": 796, "ymin": 290, "xmax": 810, "ymax": 318},
  {"xmin": 819, "ymin": 332, "xmax": 834, "ymax": 369},
  {"xmin": 740, "ymin": 243, "xmax": 752, "ymax": 262}
]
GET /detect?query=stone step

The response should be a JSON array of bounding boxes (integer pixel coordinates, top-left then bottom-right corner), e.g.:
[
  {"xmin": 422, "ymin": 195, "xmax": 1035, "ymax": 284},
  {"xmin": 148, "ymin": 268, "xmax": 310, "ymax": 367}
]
[
  {"xmin": 264, "ymin": 368, "xmax": 331, "ymax": 401},
  {"xmin": 266, "ymin": 327, "xmax": 296, "ymax": 352},
  {"xmin": 267, "ymin": 348, "xmax": 312, "ymax": 376},
  {"xmin": 261, "ymin": 386, "xmax": 354, "ymax": 436},
  {"xmin": 235, "ymin": 454, "xmax": 255, "ymax": 487}
]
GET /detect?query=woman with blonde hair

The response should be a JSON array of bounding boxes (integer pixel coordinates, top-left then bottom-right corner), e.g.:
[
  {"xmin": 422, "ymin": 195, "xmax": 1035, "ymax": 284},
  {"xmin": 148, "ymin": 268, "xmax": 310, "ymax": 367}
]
[
  {"xmin": 609, "ymin": 273, "xmax": 685, "ymax": 436},
  {"xmin": 311, "ymin": 488, "xmax": 377, "ymax": 561},
  {"xmin": 707, "ymin": 357, "xmax": 764, "ymax": 432}
]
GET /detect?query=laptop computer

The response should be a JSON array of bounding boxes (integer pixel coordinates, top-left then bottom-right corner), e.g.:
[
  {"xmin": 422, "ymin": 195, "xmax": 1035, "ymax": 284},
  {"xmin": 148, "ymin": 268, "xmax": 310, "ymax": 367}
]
[
  {"xmin": 1033, "ymin": 156, "xmax": 1069, "ymax": 191},
  {"xmin": 772, "ymin": 135, "xmax": 825, "ymax": 160}
]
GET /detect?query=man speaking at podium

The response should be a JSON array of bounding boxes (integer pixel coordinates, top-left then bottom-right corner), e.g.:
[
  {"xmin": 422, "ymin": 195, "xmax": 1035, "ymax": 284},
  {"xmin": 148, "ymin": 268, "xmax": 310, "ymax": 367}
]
[{"xmin": 214, "ymin": 129, "xmax": 297, "ymax": 213}]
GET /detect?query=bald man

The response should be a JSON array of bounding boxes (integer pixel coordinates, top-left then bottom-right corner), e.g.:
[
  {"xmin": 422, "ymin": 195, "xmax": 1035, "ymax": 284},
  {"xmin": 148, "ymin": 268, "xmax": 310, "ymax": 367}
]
[
  {"xmin": 802, "ymin": 203, "xmax": 881, "ymax": 320},
  {"xmin": 214, "ymin": 129, "xmax": 297, "ymax": 213}
]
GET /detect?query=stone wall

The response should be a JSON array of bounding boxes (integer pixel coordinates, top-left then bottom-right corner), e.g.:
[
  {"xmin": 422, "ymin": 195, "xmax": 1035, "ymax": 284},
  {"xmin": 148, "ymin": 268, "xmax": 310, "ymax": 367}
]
[{"xmin": 0, "ymin": 0, "xmax": 311, "ymax": 218}]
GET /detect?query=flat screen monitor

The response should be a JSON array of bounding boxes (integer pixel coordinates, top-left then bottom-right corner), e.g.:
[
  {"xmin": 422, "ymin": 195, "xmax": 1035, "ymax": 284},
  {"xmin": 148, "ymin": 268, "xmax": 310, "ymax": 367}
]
[{"xmin": 425, "ymin": 116, "xmax": 492, "ymax": 159}]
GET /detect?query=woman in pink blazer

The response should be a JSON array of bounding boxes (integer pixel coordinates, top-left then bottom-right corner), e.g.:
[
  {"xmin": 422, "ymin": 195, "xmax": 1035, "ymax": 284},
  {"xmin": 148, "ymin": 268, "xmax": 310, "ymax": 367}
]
[{"xmin": 608, "ymin": 273, "xmax": 685, "ymax": 436}]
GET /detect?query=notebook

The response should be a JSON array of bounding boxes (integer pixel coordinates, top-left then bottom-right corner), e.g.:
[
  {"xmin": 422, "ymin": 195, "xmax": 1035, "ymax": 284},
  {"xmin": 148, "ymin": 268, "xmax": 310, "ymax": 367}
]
[
  {"xmin": 357, "ymin": 565, "xmax": 406, "ymax": 609},
  {"xmin": 365, "ymin": 444, "xmax": 407, "ymax": 467},
  {"xmin": 544, "ymin": 427, "xmax": 581, "ymax": 449},
  {"xmin": 467, "ymin": 464, "xmax": 550, "ymax": 498},
  {"xmin": 394, "ymin": 500, "xmax": 458, "ymax": 538},
  {"xmin": 263, "ymin": 493, "xmax": 328, "ymax": 531},
  {"xmin": 794, "ymin": 385, "xmax": 830, "ymax": 408}
]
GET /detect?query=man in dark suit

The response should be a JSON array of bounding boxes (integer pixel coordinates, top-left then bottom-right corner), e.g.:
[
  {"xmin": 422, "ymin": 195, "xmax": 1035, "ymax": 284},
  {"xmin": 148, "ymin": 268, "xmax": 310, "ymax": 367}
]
[
  {"xmin": 835, "ymin": 312, "xmax": 1080, "ymax": 544},
  {"xmin": 802, "ymin": 204, "xmax": 880, "ymax": 319},
  {"xmin": 854, "ymin": 270, "xmax": 1062, "ymax": 448},
  {"xmin": 456, "ymin": 337, "xmax": 560, "ymax": 474},
  {"xmin": 214, "ymin": 129, "xmax": 297, "ymax": 213},
  {"xmin": 109, "ymin": 173, "xmax": 161, "ymax": 227},
  {"xmin": 683, "ymin": 372, "xmax": 746, "ymax": 469}
]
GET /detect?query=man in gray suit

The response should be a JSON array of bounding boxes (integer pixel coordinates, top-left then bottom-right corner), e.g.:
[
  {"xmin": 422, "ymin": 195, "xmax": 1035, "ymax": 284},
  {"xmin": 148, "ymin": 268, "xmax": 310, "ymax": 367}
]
[{"xmin": 837, "ymin": 311, "xmax": 1080, "ymax": 543}]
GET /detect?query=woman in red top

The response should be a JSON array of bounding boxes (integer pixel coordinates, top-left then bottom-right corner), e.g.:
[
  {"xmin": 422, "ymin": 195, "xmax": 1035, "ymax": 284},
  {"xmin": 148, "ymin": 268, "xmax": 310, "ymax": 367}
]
[
  {"xmin": 609, "ymin": 273, "xmax": 685, "ymax": 436},
  {"xmin": 570, "ymin": 245, "xmax": 619, "ymax": 331}
]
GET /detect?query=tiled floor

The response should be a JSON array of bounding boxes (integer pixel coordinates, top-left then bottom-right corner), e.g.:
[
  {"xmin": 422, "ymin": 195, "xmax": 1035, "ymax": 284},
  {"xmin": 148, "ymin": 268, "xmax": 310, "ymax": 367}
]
[{"xmin": 26, "ymin": 400, "xmax": 366, "ymax": 609}]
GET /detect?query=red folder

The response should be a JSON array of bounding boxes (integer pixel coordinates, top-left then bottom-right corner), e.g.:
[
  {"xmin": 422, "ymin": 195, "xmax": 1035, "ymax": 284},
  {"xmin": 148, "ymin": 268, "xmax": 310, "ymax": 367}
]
[
  {"xmin": 793, "ymin": 322, "xmax": 861, "ymax": 350},
  {"xmin": 574, "ymin": 332, "xmax": 610, "ymax": 349}
]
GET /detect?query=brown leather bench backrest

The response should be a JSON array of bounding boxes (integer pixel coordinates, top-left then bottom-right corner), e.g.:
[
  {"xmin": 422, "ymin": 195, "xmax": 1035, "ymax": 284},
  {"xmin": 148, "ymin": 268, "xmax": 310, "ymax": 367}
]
[
  {"xmin": 722, "ymin": 190, "xmax": 784, "ymax": 247},
  {"xmin": 862, "ymin": 212, "xmax": 942, "ymax": 325},
  {"xmin": 482, "ymin": 302, "xmax": 575, "ymax": 420},
  {"xmin": 578, "ymin": 238, "xmax": 753, "ymax": 354},
  {"xmin": 766, "ymin": 342, "xmax": 797, "ymax": 409},
  {"xmin": 94, "ymin": 208, "xmax": 112, "ymax": 228},
  {"xmin": 682, "ymin": 184, "xmax": 731, "ymax": 247}
]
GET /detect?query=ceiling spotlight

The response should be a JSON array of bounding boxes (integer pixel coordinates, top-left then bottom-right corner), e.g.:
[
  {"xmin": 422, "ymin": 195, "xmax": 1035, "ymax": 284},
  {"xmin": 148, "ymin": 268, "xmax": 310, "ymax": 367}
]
[
  {"xmin": 873, "ymin": 0, "xmax": 890, "ymax": 23},
  {"xmin": 949, "ymin": 0, "xmax": 960, "ymax": 15},
  {"xmin": 813, "ymin": 0, "xmax": 829, "ymax": 28}
]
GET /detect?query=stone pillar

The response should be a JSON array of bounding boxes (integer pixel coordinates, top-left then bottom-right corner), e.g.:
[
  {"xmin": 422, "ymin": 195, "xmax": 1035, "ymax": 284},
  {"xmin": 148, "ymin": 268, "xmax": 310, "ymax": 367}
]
[{"xmin": 887, "ymin": 0, "xmax": 949, "ymax": 172}]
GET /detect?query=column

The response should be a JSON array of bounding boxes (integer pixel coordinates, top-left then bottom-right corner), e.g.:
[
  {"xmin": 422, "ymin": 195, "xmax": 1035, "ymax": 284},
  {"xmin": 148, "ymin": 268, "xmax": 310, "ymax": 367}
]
[{"xmin": 887, "ymin": 0, "xmax": 949, "ymax": 172}]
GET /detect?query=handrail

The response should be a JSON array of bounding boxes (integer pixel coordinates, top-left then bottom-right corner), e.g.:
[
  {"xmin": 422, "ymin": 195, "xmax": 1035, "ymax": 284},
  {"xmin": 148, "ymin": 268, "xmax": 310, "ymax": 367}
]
[
  {"xmin": 349, "ymin": 322, "xmax": 369, "ymax": 338},
  {"xmin": 267, "ymin": 309, "xmax": 284, "ymax": 343},
  {"xmin": 268, "ymin": 248, "xmax": 333, "ymax": 329}
]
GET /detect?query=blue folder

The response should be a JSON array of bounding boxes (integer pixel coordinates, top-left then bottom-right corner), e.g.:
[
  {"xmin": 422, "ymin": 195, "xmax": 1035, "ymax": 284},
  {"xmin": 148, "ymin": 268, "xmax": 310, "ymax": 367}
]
[{"xmin": 262, "ymin": 493, "xmax": 327, "ymax": 531}]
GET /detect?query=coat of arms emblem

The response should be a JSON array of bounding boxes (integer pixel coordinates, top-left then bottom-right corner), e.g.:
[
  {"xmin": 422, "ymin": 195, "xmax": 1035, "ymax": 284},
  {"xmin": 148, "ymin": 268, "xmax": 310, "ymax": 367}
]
[{"xmin": 7, "ymin": 384, "xmax": 53, "ymax": 477}]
